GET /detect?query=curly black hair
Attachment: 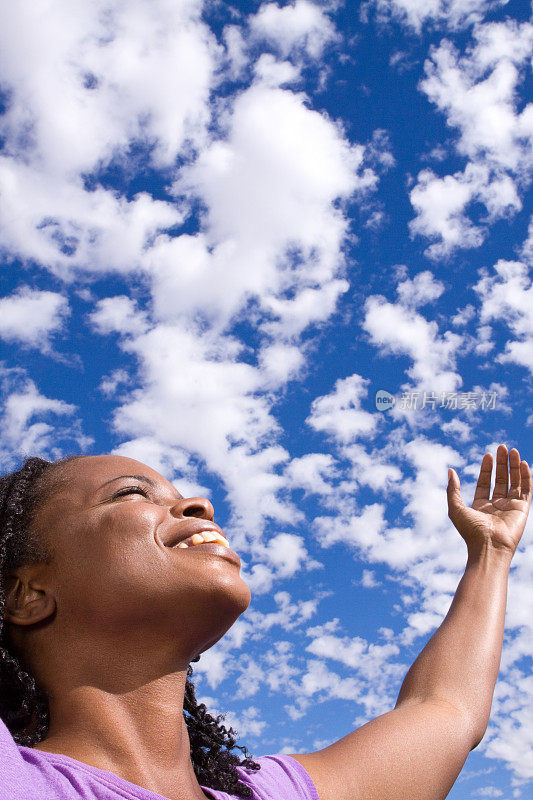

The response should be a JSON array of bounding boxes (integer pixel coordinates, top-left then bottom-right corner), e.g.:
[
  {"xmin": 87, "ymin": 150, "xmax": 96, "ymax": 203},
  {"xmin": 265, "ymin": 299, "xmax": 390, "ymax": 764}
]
[{"xmin": 0, "ymin": 456, "xmax": 260, "ymax": 797}]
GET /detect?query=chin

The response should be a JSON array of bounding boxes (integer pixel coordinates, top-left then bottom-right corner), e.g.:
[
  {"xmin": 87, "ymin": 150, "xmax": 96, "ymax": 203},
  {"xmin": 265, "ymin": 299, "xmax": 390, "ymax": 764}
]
[{"xmin": 197, "ymin": 579, "xmax": 251, "ymax": 654}]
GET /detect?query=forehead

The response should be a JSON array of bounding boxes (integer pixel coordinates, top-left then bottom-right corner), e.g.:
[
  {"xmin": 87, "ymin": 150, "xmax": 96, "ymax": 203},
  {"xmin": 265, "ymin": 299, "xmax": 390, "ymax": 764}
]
[{"xmin": 51, "ymin": 455, "xmax": 178, "ymax": 501}]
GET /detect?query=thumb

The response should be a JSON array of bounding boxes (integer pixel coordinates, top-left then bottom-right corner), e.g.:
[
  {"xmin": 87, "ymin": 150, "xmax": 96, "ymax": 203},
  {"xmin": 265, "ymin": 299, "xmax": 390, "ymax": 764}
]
[{"xmin": 447, "ymin": 468, "xmax": 465, "ymax": 521}]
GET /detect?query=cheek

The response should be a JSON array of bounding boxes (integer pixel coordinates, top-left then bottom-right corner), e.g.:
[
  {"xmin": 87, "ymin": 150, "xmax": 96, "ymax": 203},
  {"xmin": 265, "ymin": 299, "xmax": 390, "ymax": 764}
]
[
  {"xmin": 53, "ymin": 508, "xmax": 164, "ymax": 611},
  {"xmin": 56, "ymin": 537, "xmax": 244, "ymax": 626},
  {"xmin": 51, "ymin": 507, "xmax": 250, "ymax": 633}
]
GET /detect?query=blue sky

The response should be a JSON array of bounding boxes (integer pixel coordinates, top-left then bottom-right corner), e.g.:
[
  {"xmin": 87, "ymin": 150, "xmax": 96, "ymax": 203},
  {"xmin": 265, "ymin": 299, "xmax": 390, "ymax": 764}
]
[{"xmin": 1, "ymin": 1, "xmax": 532, "ymax": 798}]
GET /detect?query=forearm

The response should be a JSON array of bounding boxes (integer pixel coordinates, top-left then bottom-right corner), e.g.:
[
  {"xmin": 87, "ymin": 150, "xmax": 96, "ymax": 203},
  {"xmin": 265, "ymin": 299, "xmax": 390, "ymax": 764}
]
[{"xmin": 395, "ymin": 542, "xmax": 513, "ymax": 746}]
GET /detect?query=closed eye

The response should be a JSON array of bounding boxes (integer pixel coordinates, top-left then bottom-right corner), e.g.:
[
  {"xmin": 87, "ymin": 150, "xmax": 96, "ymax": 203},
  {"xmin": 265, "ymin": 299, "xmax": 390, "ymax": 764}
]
[{"xmin": 112, "ymin": 486, "xmax": 150, "ymax": 500}]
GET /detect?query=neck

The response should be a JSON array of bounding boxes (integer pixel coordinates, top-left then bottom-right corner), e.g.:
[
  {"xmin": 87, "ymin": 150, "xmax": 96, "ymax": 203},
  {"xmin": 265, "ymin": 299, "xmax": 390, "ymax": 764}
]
[{"xmin": 33, "ymin": 671, "xmax": 210, "ymax": 800}]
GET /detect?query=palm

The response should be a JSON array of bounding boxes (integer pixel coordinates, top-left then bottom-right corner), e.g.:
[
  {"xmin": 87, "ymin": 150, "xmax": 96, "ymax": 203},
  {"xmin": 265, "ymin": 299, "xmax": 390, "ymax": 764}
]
[{"xmin": 448, "ymin": 445, "xmax": 532, "ymax": 556}]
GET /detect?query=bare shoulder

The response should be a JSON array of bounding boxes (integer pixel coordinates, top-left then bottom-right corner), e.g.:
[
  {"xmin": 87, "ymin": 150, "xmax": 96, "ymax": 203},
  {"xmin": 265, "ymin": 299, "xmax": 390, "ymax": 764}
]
[{"xmin": 287, "ymin": 698, "xmax": 476, "ymax": 800}]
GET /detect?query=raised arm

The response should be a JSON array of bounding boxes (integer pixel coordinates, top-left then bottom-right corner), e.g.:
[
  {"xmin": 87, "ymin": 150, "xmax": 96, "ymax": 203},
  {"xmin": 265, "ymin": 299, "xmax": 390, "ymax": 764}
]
[{"xmin": 290, "ymin": 445, "xmax": 532, "ymax": 800}]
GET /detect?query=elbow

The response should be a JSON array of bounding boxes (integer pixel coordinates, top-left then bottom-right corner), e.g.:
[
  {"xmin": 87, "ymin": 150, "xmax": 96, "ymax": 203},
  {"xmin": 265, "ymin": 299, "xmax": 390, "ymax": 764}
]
[
  {"xmin": 455, "ymin": 712, "xmax": 491, "ymax": 752},
  {"xmin": 470, "ymin": 716, "xmax": 490, "ymax": 751},
  {"xmin": 416, "ymin": 696, "xmax": 488, "ymax": 752}
]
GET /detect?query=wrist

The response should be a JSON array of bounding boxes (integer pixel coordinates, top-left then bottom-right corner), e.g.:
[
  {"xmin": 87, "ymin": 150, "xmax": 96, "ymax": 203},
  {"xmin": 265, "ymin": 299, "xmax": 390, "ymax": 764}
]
[{"xmin": 466, "ymin": 540, "xmax": 514, "ymax": 569}]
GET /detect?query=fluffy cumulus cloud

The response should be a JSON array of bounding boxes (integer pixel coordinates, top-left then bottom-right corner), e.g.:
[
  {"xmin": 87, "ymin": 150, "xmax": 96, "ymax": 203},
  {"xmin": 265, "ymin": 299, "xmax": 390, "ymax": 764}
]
[
  {"xmin": 410, "ymin": 19, "xmax": 533, "ymax": 257},
  {"xmin": 0, "ymin": 287, "xmax": 69, "ymax": 351},
  {"xmin": 307, "ymin": 375, "xmax": 379, "ymax": 443},
  {"xmin": 89, "ymin": 296, "xmax": 148, "ymax": 337},
  {"xmin": 363, "ymin": 293, "xmax": 463, "ymax": 394},
  {"xmin": 250, "ymin": 0, "xmax": 339, "ymax": 59},
  {"xmin": 474, "ymin": 259, "xmax": 533, "ymax": 373},
  {"xmin": 284, "ymin": 453, "xmax": 338, "ymax": 496},
  {"xmin": 0, "ymin": 367, "xmax": 91, "ymax": 469},
  {"xmin": 395, "ymin": 269, "xmax": 445, "ymax": 308},
  {"xmin": 367, "ymin": 270, "xmax": 461, "ymax": 398},
  {"xmin": 312, "ymin": 434, "xmax": 471, "ymax": 636},
  {"xmin": 0, "ymin": 0, "xmax": 213, "ymax": 276},
  {"xmin": 165, "ymin": 79, "xmax": 368, "ymax": 333}
]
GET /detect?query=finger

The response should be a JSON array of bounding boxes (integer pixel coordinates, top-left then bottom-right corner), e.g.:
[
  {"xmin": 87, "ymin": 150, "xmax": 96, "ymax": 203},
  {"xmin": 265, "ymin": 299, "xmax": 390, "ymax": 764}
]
[
  {"xmin": 520, "ymin": 461, "xmax": 532, "ymax": 503},
  {"xmin": 473, "ymin": 453, "xmax": 493, "ymax": 502},
  {"xmin": 491, "ymin": 444, "xmax": 509, "ymax": 500},
  {"xmin": 447, "ymin": 468, "xmax": 465, "ymax": 522},
  {"xmin": 508, "ymin": 448, "xmax": 522, "ymax": 498}
]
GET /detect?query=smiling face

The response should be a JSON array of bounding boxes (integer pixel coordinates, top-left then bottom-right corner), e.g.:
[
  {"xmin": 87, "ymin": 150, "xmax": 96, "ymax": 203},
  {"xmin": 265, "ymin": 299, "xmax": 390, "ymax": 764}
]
[{"xmin": 5, "ymin": 454, "xmax": 251, "ymax": 675}]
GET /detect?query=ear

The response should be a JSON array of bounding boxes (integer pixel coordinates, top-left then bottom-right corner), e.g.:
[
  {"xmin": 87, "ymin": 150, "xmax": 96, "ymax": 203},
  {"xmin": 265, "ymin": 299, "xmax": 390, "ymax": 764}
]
[{"xmin": 3, "ymin": 566, "xmax": 57, "ymax": 627}]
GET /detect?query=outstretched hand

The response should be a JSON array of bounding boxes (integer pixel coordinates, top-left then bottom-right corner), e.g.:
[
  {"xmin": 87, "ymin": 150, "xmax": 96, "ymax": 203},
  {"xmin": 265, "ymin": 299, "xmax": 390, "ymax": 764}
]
[{"xmin": 447, "ymin": 444, "xmax": 532, "ymax": 558}]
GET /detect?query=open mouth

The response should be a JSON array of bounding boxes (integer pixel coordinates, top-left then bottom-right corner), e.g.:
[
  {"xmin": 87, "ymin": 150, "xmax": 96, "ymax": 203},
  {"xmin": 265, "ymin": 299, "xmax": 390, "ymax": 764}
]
[
  {"xmin": 166, "ymin": 528, "xmax": 241, "ymax": 567},
  {"xmin": 171, "ymin": 537, "xmax": 241, "ymax": 567},
  {"xmin": 173, "ymin": 530, "xmax": 230, "ymax": 549}
]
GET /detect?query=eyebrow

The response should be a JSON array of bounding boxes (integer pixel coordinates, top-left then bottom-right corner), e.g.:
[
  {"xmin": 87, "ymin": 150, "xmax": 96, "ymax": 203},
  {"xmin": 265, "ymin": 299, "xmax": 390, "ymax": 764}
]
[{"xmin": 99, "ymin": 474, "xmax": 157, "ymax": 490}]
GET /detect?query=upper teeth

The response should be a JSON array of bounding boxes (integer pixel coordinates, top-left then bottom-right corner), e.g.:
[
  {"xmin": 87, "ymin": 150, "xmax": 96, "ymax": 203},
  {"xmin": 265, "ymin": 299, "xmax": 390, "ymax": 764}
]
[{"xmin": 176, "ymin": 531, "xmax": 230, "ymax": 549}]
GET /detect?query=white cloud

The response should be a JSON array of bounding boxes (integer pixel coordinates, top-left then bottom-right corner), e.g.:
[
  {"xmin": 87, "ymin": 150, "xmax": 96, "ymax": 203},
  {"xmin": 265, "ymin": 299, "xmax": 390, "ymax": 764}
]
[
  {"xmin": 485, "ymin": 669, "xmax": 533, "ymax": 780},
  {"xmin": 0, "ymin": 0, "xmax": 214, "ymax": 173},
  {"xmin": 364, "ymin": 0, "xmax": 508, "ymax": 33},
  {"xmin": 521, "ymin": 215, "xmax": 533, "ymax": 264},
  {"xmin": 167, "ymin": 81, "xmax": 371, "ymax": 334},
  {"xmin": 264, "ymin": 641, "xmax": 302, "ymax": 694},
  {"xmin": 294, "ymin": 651, "xmax": 401, "ymax": 721},
  {"xmin": 0, "ymin": 0, "xmax": 214, "ymax": 276},
  {"xmin": 361, "ymin": 569, "xmax": 380, "ymax": 587},
  {"xmin": 299, "ymin": 658, "xmax": 361, "ymax": 701},
  {"xmin": 396, "ymin": 270, "xmax": 444, "ymax": 308},
  {"xmin": 313, "ymin": 435, "xmax": 470, "ymax": 648},
  {"xmin": 220, "ymin": 706, "xmax": 267, "ymax": 740},
  {"xmin": 421, "ymin": 23, "xmax": 533, "ymax": 171},
  {"xmin": 410, "ymin": 21, "xmax": 533, "ymax": 256},
  {"xmin": 452, "ymin": 304, "xmax": 476, "ymax": 326},
  {"xmin": 307, "ymin": 375, "xmax": 379, "ymax": 443},
  {"xmin": 261, "ymin": 279, "xmax": 350, "ymax": 340},
  {"xmin": 0, "ymin": 160, "xmax": 182, "ymax": 278},
  {"xmin": 441, "ymin": 418, "xmax": 472, "ymax": 442},
  {"xmin": 258, "ymin": 343, "xmax": 306, "ymax": 388},
  {"xmin": 0, "ymin": 287, "xmax": 69, "ymax": 351},
  {"xmin": 342, "ymin": 443, "xmax": 403, "ymax": 491},
  {"xmin": 363, "ymin": 294, "xmax": 463, "ymax": 393},
  {"xmin": 108, "ymin": 71, "xmax": 376, "ymax": 547},
  {"xmin": 284, "ymin": 453, "xmax": 338, "ymax": 495},
  {"xmin": 245, "ymin": 590, "xmax": 319, "ymax": 630},
  {"xmin": 250, "ymin": 0, "xmax": 338, "ymax": 59},
  {"xmin": 258, "ymin": 532, "xmax": 320, "ymax": 578},
  {"xmin": 242, "ymin": 531, "xmax": 321, "ymax": 593},
  {"xmin": 222, "ymin": 25, "xmax": 248, "ymax": 81},
  {"xmin": 105, "ymin": 323, "xmax": 303, "ymax": 541},
  {"xmin": 474, "ymin": 259, "xmax": 533, "ymax": 374},
  {"xmin": 253, "ymin": 53, "xmax": 302, "ymax": 88},
  {"xmin": 99, "ymin": 369, "xmax": 130, "ymax": 398},
  {"xmin": 196, "ymin": 686, "xmax": 267, "ymax": 740},
  {"xmin": 409, "ymin": 164, "xmax": 520, "ymax": 258},
  {"xmin": 306, "ymin": 630, "xmax": 401, "ymax": 678},
  {"xmin": 89, "ymin": 296, "xmax": 148, "ymax": 337},
  {"xmin": 193, "ymin": 617, "xmax": 253, "ymax": 689},
  {"xmin": 314, "ymin": 502, "xmax": 428, "ymax": 569},
  {"xmin": 0, "ymin": 367, "xmax": 91, "ymax": 468}
]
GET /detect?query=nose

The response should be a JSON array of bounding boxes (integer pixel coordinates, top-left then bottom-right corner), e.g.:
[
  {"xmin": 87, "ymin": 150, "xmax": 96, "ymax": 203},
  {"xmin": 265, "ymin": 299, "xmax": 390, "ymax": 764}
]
[{"xmin": 170, "ymin": 496, "xmax": 214, "ymax": 521}]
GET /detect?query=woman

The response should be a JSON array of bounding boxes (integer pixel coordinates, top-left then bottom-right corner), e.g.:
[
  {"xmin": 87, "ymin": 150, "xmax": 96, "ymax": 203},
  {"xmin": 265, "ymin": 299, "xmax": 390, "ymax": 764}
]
[{"xmin": 0, "ymin": 444, "xmax": 530, "ymax": 800}]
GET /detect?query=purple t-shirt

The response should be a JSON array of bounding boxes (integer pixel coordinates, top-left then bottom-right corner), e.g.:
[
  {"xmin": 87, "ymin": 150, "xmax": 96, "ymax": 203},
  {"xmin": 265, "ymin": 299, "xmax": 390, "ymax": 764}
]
[{"xmin": 0, "ymin": 717, "xmax": 319, "ymax": 800}]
